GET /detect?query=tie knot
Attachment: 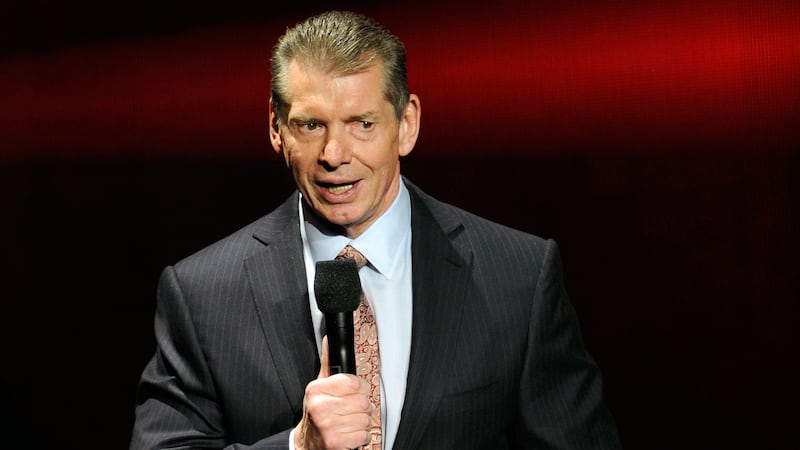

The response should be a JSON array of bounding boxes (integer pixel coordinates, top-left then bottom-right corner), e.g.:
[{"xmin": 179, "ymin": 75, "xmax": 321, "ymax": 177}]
[{"xmin": 336, "ymin": 244, "xmax": 367, "ymax": 269}]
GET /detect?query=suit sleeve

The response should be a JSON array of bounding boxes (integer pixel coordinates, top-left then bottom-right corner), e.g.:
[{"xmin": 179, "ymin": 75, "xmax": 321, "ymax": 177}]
[
  {"xmin": 130, "ymin": 266, "xmax": 292, "ymax": 450},
  {"xmin": 511, "ymin": 240, "xmax": 622, "ymax": 449}
]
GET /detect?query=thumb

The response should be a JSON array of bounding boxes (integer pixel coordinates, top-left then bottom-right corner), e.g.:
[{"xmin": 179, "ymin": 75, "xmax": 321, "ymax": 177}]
[{"xmin": 318, "ymin": 335, "xmax": 330, "ymax": 379}]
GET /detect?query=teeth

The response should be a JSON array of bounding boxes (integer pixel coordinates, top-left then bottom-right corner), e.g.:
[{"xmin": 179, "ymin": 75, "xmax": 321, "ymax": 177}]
[{"xmin": 327, "ymin": 184, "xmax": 353, "ymax": 194}]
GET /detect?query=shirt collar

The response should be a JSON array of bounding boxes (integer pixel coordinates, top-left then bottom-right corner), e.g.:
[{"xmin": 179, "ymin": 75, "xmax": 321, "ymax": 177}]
[{"xmin": 302, "ymin": 180, "xmax": 411, "ymax": 279}]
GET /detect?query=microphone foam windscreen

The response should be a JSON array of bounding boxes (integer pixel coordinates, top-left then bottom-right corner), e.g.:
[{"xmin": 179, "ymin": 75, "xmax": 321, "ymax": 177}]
[{"xmin": 314, "ymin": 259, "xmax": 362, "ymax": 313}]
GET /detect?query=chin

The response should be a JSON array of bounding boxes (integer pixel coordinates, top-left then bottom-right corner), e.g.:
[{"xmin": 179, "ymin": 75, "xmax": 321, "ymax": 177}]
[{"xmin": 320, "ymin": 208, "xmax": 359, "ymax": 227}]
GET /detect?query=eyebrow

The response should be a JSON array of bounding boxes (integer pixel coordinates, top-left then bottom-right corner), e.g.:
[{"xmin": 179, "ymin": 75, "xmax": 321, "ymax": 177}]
[
  {"xmin": 345, "ymin": 111, "xmax": 379, "ymax": 122},
  {"xmin": 288, "ymin": 115, "xmax": 319, "ymax": 123},
  {"xmin": 288, "ymin": 111, "xmax": 380, "ymax": 123}
]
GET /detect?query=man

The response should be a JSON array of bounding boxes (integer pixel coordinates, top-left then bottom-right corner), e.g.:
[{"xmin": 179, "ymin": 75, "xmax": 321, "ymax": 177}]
[{"xmin": 132, "ymin": 10, "xmax": 621, "ymax": 450}]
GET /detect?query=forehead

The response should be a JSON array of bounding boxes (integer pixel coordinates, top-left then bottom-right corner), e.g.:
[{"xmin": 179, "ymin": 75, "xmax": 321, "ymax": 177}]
[{"xmin": 284, "ymin": 60, "xmax": 390, "ymax": 117}]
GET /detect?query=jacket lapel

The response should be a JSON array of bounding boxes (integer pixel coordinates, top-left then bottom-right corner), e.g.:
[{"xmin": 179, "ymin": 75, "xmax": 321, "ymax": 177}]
[
  {"xmin": 244, "ymin": 193, "xmax": 319, "ymax": 415},
  {"xmin": 393, "ymin": 184, "xmax": 473, "ymax": 449}
]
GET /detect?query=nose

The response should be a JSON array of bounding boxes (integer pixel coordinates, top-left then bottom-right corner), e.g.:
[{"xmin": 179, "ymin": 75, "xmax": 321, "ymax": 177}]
[{"xmin": 318, "ymin": 125, "xmax": 352, "ymax": 170}]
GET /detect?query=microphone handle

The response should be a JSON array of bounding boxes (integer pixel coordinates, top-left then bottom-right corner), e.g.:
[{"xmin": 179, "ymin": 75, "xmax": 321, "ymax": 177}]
[{"xmin": 325, "ymin": 312, "xmax": 356, "ymax": 375}]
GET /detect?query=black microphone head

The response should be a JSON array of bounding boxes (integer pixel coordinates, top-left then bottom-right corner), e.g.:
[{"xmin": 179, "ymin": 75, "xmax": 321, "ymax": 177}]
[{"xmin": 314, "ymin": 259, "xmax": 362, "ymax": 313}]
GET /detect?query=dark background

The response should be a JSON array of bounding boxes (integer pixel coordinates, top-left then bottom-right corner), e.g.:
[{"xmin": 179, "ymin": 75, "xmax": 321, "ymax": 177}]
[{"xmin": 1, "ymin": 1, "xmax": 798, "ymax": 448}]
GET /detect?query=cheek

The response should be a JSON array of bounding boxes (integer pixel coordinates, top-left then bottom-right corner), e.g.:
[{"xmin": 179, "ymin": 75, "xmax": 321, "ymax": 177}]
[
  {"xmin": 374, "ymin": 146, "xmax": 400, "ymax": 173},
  {"xmin": 286, "ymin": 147, "xmax": 315, "ymax": 179},
  {"xmin": 281, "ymin": 137, "xmax": 303, "ymax": 168},
  {"xmin": 280, "ymin": 147, "xmax": 292, "ymax": 168}
]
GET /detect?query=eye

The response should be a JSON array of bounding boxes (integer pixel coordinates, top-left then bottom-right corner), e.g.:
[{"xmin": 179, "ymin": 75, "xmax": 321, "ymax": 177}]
[
  {"xmin": 359, "ymin": 121, "xmax": 373, "ymax": 129},
  {"xmin": 304, "ymin": 121, "xmax": 319, "ymax": 131}
]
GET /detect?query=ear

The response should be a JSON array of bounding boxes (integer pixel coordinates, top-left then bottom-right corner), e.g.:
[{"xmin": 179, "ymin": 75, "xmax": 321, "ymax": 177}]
[
  {"xmin": 398, "ymin": 94, "xmax": 421, "ymax": 157},
  {"xmin": 268, "ymin": 98, "xmax": 283, "ymax": 155}
]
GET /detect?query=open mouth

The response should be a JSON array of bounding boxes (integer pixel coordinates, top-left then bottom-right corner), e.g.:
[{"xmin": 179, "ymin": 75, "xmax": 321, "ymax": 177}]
[
  {"xmin": 318, "ymin": 180, "xmax": 358, "ymax": 195},
  {"xmin": 325, "ymin": 183, "xmax": 354, "ymax": 194}
]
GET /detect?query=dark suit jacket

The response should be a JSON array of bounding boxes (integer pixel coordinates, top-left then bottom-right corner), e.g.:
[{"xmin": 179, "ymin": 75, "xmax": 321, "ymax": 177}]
[{"xmin": 131, "ymin": 180, "xmax": 621, "ymax": 449}]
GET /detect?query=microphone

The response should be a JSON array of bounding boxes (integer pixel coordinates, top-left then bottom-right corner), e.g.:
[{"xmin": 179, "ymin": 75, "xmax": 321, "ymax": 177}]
[{"xmin": 314, "ymin": 259, "xmax": 362, "ymax": 375}]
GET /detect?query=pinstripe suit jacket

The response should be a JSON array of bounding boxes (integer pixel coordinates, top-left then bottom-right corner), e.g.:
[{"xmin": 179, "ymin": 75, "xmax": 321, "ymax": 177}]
[{"xmin": 131, "ymin": 180, "xmax": 621, "ymax": 449}]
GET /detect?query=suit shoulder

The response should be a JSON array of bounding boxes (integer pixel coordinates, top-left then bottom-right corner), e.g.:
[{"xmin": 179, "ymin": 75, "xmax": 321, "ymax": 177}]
[
  {"xmin": 171, "ymin": 193, "xmax": 298, "ymax": 278},
  {"xmin": 455, "ymin": 202, "xmax": 545, "ymax": 243},
  {"xmin": 411, "ymin": 183, "xmax": 549, "ymax": 252}
]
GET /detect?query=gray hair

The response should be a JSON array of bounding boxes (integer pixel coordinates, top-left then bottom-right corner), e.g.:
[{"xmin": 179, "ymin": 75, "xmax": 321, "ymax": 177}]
[{"xmin": 270, "ymin": 11, "xmax": 409, "ymax": 124}]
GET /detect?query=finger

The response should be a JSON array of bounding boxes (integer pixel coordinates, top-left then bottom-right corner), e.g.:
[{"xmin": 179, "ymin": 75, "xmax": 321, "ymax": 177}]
[
  {"xmin": 319, "ymin": 335, "xmax": 330, "ymax": 379},
  {"xmin": 308, "ymin": 373, "xmax": 366, "ymax": 400},
  {"xmin": 323, "ymin": 429, "xmax": 372, "ymax": 450},
  {"xmin": 334, "ymin": 389, "xmax": 372, "ymax": 417},
  {"xmin": 311, "ymin": 408, "xmax": 372, "ymax": 448}
]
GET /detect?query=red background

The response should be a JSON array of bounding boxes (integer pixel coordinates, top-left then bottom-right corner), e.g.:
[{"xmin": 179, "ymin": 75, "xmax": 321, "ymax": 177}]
[
  {"xmin": 3, "ymin": 0, "xmax": 799, "ymax": 160},
  {"xmin": 1, "ymin": 1, "xmax": 798, "ymax": 448}
]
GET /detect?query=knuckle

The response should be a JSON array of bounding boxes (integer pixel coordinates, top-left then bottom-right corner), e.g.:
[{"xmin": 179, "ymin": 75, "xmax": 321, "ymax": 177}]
[
  {"xmin": 315, "ymin": 415, "xmax": 333, "ymax": 431},
  {"xmin": 360, "ymin": 394, "xmax": 370, "ymax": 410}
]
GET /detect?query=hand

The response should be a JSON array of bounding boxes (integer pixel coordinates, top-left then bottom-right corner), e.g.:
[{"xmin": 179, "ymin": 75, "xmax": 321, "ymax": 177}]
[{"xmin": 294, "ymin": 336, "xmax": 373, "ymax": 450}]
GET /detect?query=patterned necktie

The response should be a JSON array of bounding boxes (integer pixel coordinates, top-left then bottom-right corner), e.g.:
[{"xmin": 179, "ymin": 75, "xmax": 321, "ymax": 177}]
[{"xmin": 336, "ymin": 245, "xmax": 382, "ymax": 450}]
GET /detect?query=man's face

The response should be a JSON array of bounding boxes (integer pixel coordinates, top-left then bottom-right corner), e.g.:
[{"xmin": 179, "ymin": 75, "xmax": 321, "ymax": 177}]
[{"xmin": 270, "ymin": 60, "xmax": 420, "ymax": 238}]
